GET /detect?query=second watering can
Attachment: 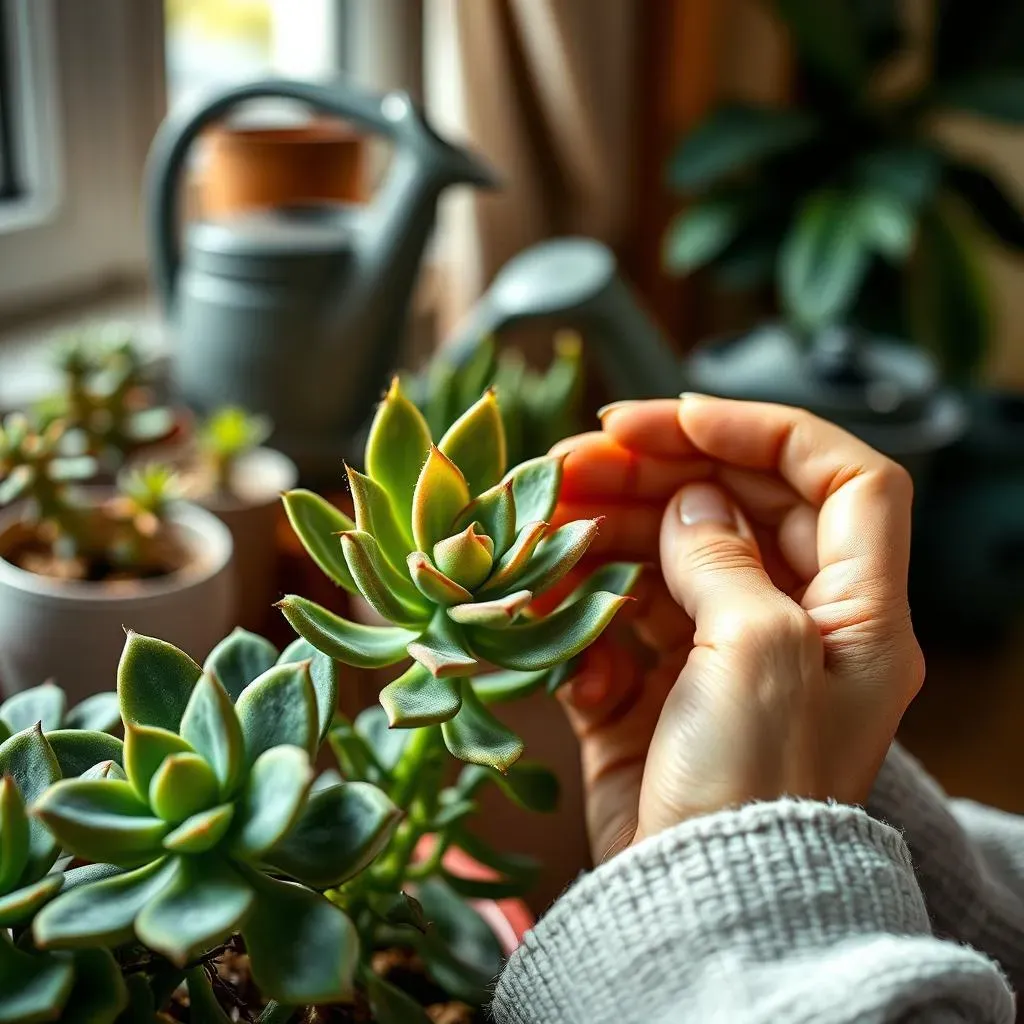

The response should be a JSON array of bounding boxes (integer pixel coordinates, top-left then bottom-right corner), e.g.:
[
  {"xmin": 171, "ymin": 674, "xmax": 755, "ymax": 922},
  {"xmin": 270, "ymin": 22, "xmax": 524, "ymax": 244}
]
[{"xmin": 146, "ymin": 78, "xmax": 496, "ymax": 476}]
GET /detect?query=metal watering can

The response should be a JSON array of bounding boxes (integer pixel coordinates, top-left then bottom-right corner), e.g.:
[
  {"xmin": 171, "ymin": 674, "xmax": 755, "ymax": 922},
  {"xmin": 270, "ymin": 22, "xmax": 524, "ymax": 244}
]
[{"xmin": 146, "ymin": 78, "xmax": 496, "ymax": 475}]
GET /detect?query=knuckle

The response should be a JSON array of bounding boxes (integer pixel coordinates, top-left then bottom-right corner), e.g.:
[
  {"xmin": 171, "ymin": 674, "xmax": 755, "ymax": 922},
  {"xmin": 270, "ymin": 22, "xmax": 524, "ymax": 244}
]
[
  {"xmin": 685, "ymin": 535, "xmax": 761, "ymax": 577},
  {"xmin": 875, "ymin": 458, "xmax": 914, "ymax": 507}
]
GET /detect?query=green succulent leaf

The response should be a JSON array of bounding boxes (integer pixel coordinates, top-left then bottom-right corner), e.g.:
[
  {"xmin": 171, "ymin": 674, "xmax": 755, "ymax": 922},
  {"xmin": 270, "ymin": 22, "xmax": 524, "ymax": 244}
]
[
  {"xmin": 186, "ymin": 967, "xmax": 233, "ymax": 1024},
  {"xmin": 438, "ymin": 389, "xmax": 507, "ymax": 496},
  {"xmin": 163, "ymin": 803, "xmax": 235, "ymax": 854},
  {"xmin": 366, "ymin": 890, "xmax": 426, "ymax": 932},
  {"xmin": 0, "ymin": 777, "xmax": 29, "ymax": 893},
  {"xmin": 230, "ymin": 744, "xmax": 313, "ymax": 859},
  {"xmin": 441, "ymin": 683, "xmax": 524, "ymax": 771},
  {"xmin": 118, "ymin": 973, "xmax": 157, "ymax": 1023},
  {"xmin": 453, "ymin": 477, "xmax": 516, "ymax": 558},
  {"xmin": 407, "ymin": 552, "xmax": 473, "ymax": 606},
  {"xmin": 407, "ymin": 613, "xmax": 477, "ymax": 679},
  {"xmin": 135, "ymin": 855, "xmax": 254, "ymax": 966},
  {"xmin": 79, "ymin": 759, "xmax": 127, "ymax": 782},
  {"xmin": 431, "ymin": 796, "xmax": 477, "ymax": 830},
  {"xmin": 241, "ymin": 871, "xmax": 359, "ymax": 1004},
  {"xmin": 470, "ymin": 592, "xmax": 630, "ymax": 671},
  {"xmin": 33, "ymin": 856, "xmax": 178, "ymax": 949},
  {"xmin": 328, "ymin": 716, "xmax": 381, "ymax": 783},
  {"xmin": 236, "ymin": 662, "xmax": 318, "ymax": 765},
  {"xmin": 58, "ymin": 862, "xmax": 123, "ymax": 893},
  {"xmin": 123, "ymin": 724, "xmax": 194, "ymax": 801},
  {"xmin": 277, "ymin": 595, "xmax": 420, "ymax": 669},
  {"xmin": 433, "ymin": 525, "xmax": 494, "ymax": 591},
  {"xmin": 354, "ymin": 706, "xmax": 412, "ymax": 775},
  {"xmin": 64, "ymin": 692, "xmax": 121, "ymax": 734},
  {"xmin": 347, "ymin": 466, "xmax": 413, "ymax": 578},
  {"xmin": 0, "ymin": 930, "xmax": 74, "ymax": 1024},
  {"xmin": 342, "ymin": 530, "xmax": 432, "ymax": 626},
  {"xmin": 267, "ymin": 780, "xmax": 400, "ymax": 887},
  {"xmin": 34, "ymin": 779, "xmax": 170, "ymax": 866},
  {"xmin": 364, "ymin": 968, "xmax": 432, "ymax": 1024},
  {"xmin": 46, "ymin": 730, "xmax": 123, "ymax": 780},
  {"xmin": 663, "ymin": 198, "xmax": 744, "ymax": 274},
  {"xmin": 456, "ymin": 761, "xmax": 560, "ymax": 813},
  {"xmin": 180, "ymin": 672, "xmax": 245, "ymax": 797},
  {"xmin": 202, "ymin": 629, "xmax": 279, "ymax": 702},
  {"xmin": 0, "ymin": 726, "xmax": 60, "ymax": 879},
  {"xmin": 149, "ymin": 753, "xmax": 219, "ymax": 823},
  {"xmin": 379, "ymin": 664, "xmax": 462, "ymax": 728},
  {"xmin": 856, "ymin": 188, "xmax": 915, "ymax": 262},
  {"xmin": 282, "ymin": 489, "xmax": 358, "ymax": 592},
  {"xmin": 277, "ymin": 638, "xmax": 340, "ymax": 742},
  {"xmin": 118, "ymin": 632, "xmax": 201, "ymax": 732},
  {"xmin": 502, "ymin": 456, "xmax": 563, "ymax": 530},
  {"xmin": 0, "ymin": 872, "xmax": 63, "ymax": 926},
  {"xmin": 477, "ymin": 520, "xmax": 548, "ymax": 595},
  {"xmin": 60, "ymin": 947, "xmax": 129, "ymax": 1024},
  {"xmin": 448, "ymin": 590, "xmax": 532, "ymax": 629},
  {"xmin": 411, "ymin": 446, "xmax": 472, "ymax": 555},
  {"xmin": 560, "ymin": 562, "xmax": 643, "ymax": 607},
  {"xmin": 502, "ymin": 519, "xmax": 600, "ymax": 598},
  {"xmin": 366, "ymin": 377, "xmax": 433, "ymax": 532},
  {"xmin": 471, "ymin": 668, "xmax": 550, "ymax": 705},
  {"xmin": 0, "ymin": 682, "xmax": 66, "ymax": 734}
]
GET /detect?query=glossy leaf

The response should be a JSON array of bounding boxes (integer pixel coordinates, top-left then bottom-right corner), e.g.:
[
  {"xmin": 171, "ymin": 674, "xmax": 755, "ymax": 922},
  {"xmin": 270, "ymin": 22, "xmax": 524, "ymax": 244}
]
[
  {"xmin": 664, "ymin": 199, "xmax": 743, "ymax": 273},
  {"xmin": 438, "ymin": 389, "xmax": 507, "ymax": 496},
  {"xmin": 149, "ymin": 753, "xmax": 219, "ymax": 823},
  {"xmin": 379, "ymin": 663, "xmax": 462, "ymax": 728},
  {"xmin": 0, "ymin": 931, "xmax": 74, "ymax": 1024},
  {"xmin": 354, "ymin": 706, "xmax": 412, "ymax": 774},
  {"xmin": 453, "ymin": 478, "xmax": 516, "ymax": 558},
  {"xmin": 60, "ymin": 947, "xmax": 129, "ymax": 1024},
  {"xmin": 559, "ymin": 562, "xmax": 643, "ymax": 608},
  {"xmin": 235, "ymin": 662, "xmax": 318, "ymax": 766},
  {"xmin": 366, "ymin": 890, "xmax": 426, "ymax": 932},
  {"xmin": 477, "ymin": 520, "xmax": 548, "ymax": 595},
  {"xmin": 448, "ymin": 590, "xmax": 532, "ymax": 628},
  {"xmin": 471, "ymin": 668, "xmax": 550, "ymax": 705},
  {"xmin": 117, "ymin": 632, "xmax": 201, "ymax": 732},
  {"xmin": 163, "ymin": 803, "xmax": 235, "ymax": 854},
  {"xmin": 407, "ymin": 613, "xmax": 477, "ymax": 679},
  {"xmin": 282, "ymin": 488, "xmax": 358, "ymax": 591},
  {"xmin": 856, "ymin": 189, "xmax": 915, "ymax": 262},
  {"xmin": 230, "ymin": 744, "xmax": 312, "ymax": 859},
  {"xmin": 46, "ymin": 730, "xmax": 123, "ymax": 780},
  {"xmin": 277, "ymin": 595, "xmax": 419, "ymax": 669},
  {"xmin": 58, "ymin": 862, "xmax": 123, "ymax": 894},
  {"xmin": 328, "ymin": 716, "xmax": 381, "ymax": 783},
  {"xmin": 33, "ymin": 856, "xmax": 178, "ymax": 949},
  {"xmin": 135, "ymin": 856, "xmax": 254, "ymax": 966},
  {"xmin": 277, "ymin": 637, "xmax": 339, "ymax": 742},
  {"xmin": 268, "ymin": 780, "xmax": 400, "ymax": 887},
  {"xmin": 202, "ymin": 629, "xmax": 278, "ymax": 702},
  {"xmin": 407, "ymin": 552, "xmax": 472, "ymax": 606},
  {"xmin": 456, "ymin": 761, "xmax": 560, "ymax": 812},
  {"xmin": 0, "ymin": 872, "xmax": 62, "ymax": 926},
  {"xmin": 412, "ymin": 446, "xmax": 471, "ymax": 553},
  {"xmin": 433, "ymin": 525, "xmax": 494, "ymax": 591},
  {"xmin": 241, "ymin": 872, "xmax": 359, "ymax": 1004},
  {"xmin": 470, "ymin": 592, "xmax": 629, "ymax": 671},
  {"xmin": 179, "ymin": 672, "xmax": 245, "ymax": 797},
  {"xmin": 0, "ymin": 726, "xmax": 60, "ymax": 878},
  {"xmin": 342, "ymin": 530, "xmax": 432, "ymax": 626},
  {"xmin": 441, "ymin": 683, "xmax": 524, "ymax": 771},
  {"xmin": 123, "ymin": 724, "xmax": 193, "ymax": 801},
  {"xmin": 79, "ymin": 759, "xmax": 127, "ymax": 782},
  {"xmin": 502, "ymin": 456, "xmax": 563, "ymax": 530},
  {"xmin": 498, "ymin": 519, "xmax": 600, "ymax": 598},
  {"xmin": 365, "ymin": 377, "xmax": 432, "ymax": 532},
  {"xmin": 0, "ymin": 777, "xmax": 28, "ymax": 893},
  {"xmin": 64, "ymin": 692, "xmax": 121, "ymax": 734},
  {"xmin": 0, "ymin": 682, "xmax": 65, "ymax": 734},
  {"xmin": 347, "ymin": 466, "xmax": 413, "ymax": 578}
]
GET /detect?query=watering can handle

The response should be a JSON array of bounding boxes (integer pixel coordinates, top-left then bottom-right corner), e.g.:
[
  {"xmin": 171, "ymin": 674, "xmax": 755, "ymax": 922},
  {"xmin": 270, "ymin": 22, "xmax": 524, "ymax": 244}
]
[{"xmin": 146, "ymin": 78, "xmax": 422, "ymax": 311}]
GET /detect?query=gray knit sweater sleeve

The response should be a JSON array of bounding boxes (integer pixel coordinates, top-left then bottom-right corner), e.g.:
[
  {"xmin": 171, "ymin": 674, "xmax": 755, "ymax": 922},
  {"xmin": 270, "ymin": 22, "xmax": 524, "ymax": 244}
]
[{"xmin": 492, "ymin": 750, "xmax": 1020, "ymax": 1023}]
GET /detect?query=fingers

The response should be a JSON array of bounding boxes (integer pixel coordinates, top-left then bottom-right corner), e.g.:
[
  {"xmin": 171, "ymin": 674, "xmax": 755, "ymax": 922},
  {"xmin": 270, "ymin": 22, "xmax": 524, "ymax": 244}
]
[{"xmin": 598, "ymin": 400, "xmax": 700, "ymax": 458}]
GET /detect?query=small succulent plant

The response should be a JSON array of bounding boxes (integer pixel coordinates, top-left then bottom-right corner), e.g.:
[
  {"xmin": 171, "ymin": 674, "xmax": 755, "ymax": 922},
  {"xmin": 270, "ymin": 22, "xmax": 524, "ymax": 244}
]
[
  {"xmin": 0, "ymin": 680, "xmax": 120, "ymax": 743},
  {"xmin": 280, "ymin": 379, "xmax": 635, "ymax": 772},
  {"xmin": 196, "ymin": 405, "xmax": 272, "ymax": 494}
]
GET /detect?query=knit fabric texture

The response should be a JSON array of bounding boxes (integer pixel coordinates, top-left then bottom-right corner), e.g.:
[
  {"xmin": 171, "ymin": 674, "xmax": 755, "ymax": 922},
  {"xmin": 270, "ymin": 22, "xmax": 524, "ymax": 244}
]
[{"xmin": 491, "ymin": 744, "xmax": 1020, "ymax": 1023}]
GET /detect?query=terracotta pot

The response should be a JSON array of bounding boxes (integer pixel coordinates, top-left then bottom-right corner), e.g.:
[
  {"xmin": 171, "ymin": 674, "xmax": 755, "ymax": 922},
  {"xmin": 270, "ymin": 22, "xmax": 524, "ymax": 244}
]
[{"xmin": 199, "ymin": 119, "xmax": 367, "ymax": 217}]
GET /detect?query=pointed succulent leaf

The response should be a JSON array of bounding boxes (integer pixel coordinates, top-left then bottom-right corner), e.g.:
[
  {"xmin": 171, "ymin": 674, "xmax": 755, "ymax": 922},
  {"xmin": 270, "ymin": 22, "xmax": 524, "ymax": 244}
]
[
  {"xmin": 353, "ymin": 706, "xmax": 412, "ymax": 774},
  {"xmin": 0, "ymin": 726, "xmax": 60, "ymax": 879},
  {"xmin": 235, "ymin": 662, "xmax": 317, "ymax": 764},
  {"xmin": 441, "ymin": 683, "xmax": 524, "ymax": 771},
  {"xmin": 59, "ymin": 947, "xmax": 129, "ymax": 1024},
  {"xmin": 64, "ymin": 691, "xmax": 121, "ymax": 733},
  {"xmin": 163, "ymin": 803, "xmax": 235, "ymax": 854},
  {"xmin": 412, "ymin": 446, "xmax": 471, "ymax": 553},
  {"xmin": 118, "ymin": 632, "xmax": 201, "ymax": 731},
  {"xmin": 80, "ymin": 759, "xmax": 127, "ymax": 782},
  {"xmin": 33, "ymin": 857, "xmax": 178, "ymax": 949},
  {"xmin": 282, "ymin": 489, "xmax": 358, "ymax": 592},
  {"xmin": 277, "ymin": 595, "xmax": 420, "ymax": 668},
  {"xmin": 202, "ymin": 629, "xmax": 278, "ymax": 702},
  {"xmin": 456, "ymin": 761, "xmax": 560, "ymax": 812},
  {"xmin": 364, "ymin": 968, "xmax": 432, "ymax": 1024},
  {"xmin": 34, "ymin": 779, "xmax": 170, "ymax": 866},
  {"xmin": 448, "ymin": 590, "xmax": 532, "ymax": 629},
  {"xmin": 407, "ymin": 552, "xmax": 472, "ymax": 606},
  {"xmin": 438, "ymin": 389, "xmax": 507, "ymax": 496},
  {"xmin": 241, "ymin": 871, "xmax": 359, "ymax": 1004},
  {"xmin": 342, "ymin": 531, "xmax": 432, "ymax": 626},
  {"xmin": 502, "ymin": 519, "xmax": 601, "ymax": 598},
  {"xmin": 366, "ymin": 890, "xmax": 427, "ymax": 932},
  {"xmin": 347, "ymin": 466, "xmax": 413, "ymax": 577},
  {"xmin": 46, "ymin": 730, "xmax": 123, "ymax": 780},
  {"xmin": 327, "ymin": 718, "xmax": 379, "ymax": 783},
  {"xmin": 453, "ymin": 478, "xmax": 516, "ymax": 558},
  {"xmin": 0, "ymin": 778, "xmax": 29, "ymax": 893},
  {"xmin": 433, "ymin": 525, "xmax": 494, "ymax": 591},
  {"xmin": 407, "ymin": 613, "xmax": 477, "ymax": 679},
  {"xmin": 277, "ymin": 637, "xmax": 339, "ymax": 742},
  {"xmin": 186, "ymin": 967, "xmax": 232, "ymax": 1024},
  {"xmin": 0, "ymin": 682, "xmax": 66, "ymax": 734},
  {"xmin": 135, "ymin": 856, "xmax": 254, "ymax": 966},
  {"xmin": 477, "ymin": 521, "xmax": 548, "ymax": 596},
  {"xmin": 267, "ymin": 780, "xmax": 400, "ymax": 887},
  {"xmin": 149, "ymin": 753, "xmax": 219, "ymax": 823},
  {"xmin": 312, "ymin": 768, "xmax": 344, "ymax": 793},
  {"xmin": 471, "ymin": 668, "xmax": 550, "ymax": 705},
  {"xmin": 559, "ymin": 561, "xmax": 643, "ymax": 607},
  {"xmin": 230, "ymin": 744, "xmax": 312, "ymax": 859},
  {"xmin": 365, "ymin": 377, "xmax": 433, "ymax": 532},
  {"xmin": 0, "ymin": 872, "xmax": 63, "ymax": 926},
  {"xmin": 502, "ymin": 455, "xmax": 564, "ymax": 529},
  {"xmin": 379, "ymin": 664, "xmax": 462, "ymax": 728},
  {"xmin": 123, "ymin": 724, "xmax": 193, "ymax": 801},
  {"xmin": 180, "ymin": 672, "xmax": 245, "ymax": 796},
  {"xmin": 469, "ymin": 592, "xmax": 630, "ymax": 671},
  {"xmin": 0, "ymin": 931, "xmax": 74, "ymax": 1024},
  {"xmin": 58, "ymin": 862, "xmax": 122, "ymax": 894}
]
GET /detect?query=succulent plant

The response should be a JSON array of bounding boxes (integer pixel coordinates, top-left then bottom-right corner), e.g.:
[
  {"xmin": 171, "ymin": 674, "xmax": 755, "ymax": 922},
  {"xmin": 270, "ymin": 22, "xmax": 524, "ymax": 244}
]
[
  {"xmin": 30, "ymin": 628, "xmax": 401, "ymax": 1006},
  {"xmin": 196, "ymin": 406, "xmax": 273, "ymax": 494},
  {"xmin": 0, "ymin": 681, "xmax": 120, "ymax": 743},
  {"xmin": 280, "ymin": 380, "xmax": 634, "ymax": 772}
]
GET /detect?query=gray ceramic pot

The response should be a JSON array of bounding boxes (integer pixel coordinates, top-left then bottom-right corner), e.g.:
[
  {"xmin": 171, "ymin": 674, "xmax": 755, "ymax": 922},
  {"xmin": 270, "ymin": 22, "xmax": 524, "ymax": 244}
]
[{"xmin": 0, "ymin": 500, "xmax": 234, "ymax": 702}]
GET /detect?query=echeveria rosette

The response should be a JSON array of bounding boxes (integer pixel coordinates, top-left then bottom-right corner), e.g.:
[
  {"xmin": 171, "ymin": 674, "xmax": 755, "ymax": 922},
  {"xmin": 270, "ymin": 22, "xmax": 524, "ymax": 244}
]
[
  {"xmin": 31, "ymin": 628, "xmax": 401, "ymax": 1006},
  {"xmin": 279, "ymin": 381, "xmax": 637, "ymax": 772},
  {"xmin": 0, "ymin": 682, "xmax": 121, "ymax": 745}
]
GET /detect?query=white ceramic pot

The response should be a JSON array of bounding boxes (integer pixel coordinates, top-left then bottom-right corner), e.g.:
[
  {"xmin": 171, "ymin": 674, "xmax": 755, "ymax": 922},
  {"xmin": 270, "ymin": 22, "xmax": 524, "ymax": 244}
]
[{"xmin": 0, "ymin": 501, "xmax": 234, "ymax": 702}]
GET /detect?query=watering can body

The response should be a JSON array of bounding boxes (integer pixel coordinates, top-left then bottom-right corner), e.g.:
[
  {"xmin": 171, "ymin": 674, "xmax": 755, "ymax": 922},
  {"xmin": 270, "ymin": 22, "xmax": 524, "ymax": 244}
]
[{"xmin": 146, "ymin": 79, "xmax": 496, "ymax": 476}]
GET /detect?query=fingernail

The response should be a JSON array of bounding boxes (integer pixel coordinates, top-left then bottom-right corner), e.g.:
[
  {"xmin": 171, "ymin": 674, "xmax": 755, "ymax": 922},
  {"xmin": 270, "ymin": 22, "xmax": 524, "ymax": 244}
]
[
  {"xmin": 597, "ymin": 400, "xmax": 639, "ymax": 420},
  {"xmin": 679, "ymin": 391, "xmax": 708, "ymax": 402},
  {"xmin": 678, "ymin": 483, "xmax": 735, "ymax": 527}
]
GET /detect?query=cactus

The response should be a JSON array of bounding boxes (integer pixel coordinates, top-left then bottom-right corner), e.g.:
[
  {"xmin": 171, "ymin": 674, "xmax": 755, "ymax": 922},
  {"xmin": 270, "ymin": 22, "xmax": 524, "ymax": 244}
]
[
  {"xmin": 280, "ymin": 379, "xmax": 636, "ymax": 772},
  {"xmin": 195, "ymin": 405, "xmax": 273, "ymax": 494}
]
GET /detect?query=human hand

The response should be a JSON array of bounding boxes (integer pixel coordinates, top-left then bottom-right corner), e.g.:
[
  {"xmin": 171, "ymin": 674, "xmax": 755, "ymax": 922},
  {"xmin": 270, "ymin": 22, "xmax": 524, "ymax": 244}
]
[{"xmin": 549, "ymin": 394, "xmax": 924, "ymax": 862}]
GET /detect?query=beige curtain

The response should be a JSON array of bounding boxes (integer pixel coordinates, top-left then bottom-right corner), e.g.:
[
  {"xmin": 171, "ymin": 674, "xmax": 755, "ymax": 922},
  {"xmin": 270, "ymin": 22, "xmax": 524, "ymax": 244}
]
[{"xmin": 425, "ymin": 0, "xmax": 638, "ymax": 338}]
